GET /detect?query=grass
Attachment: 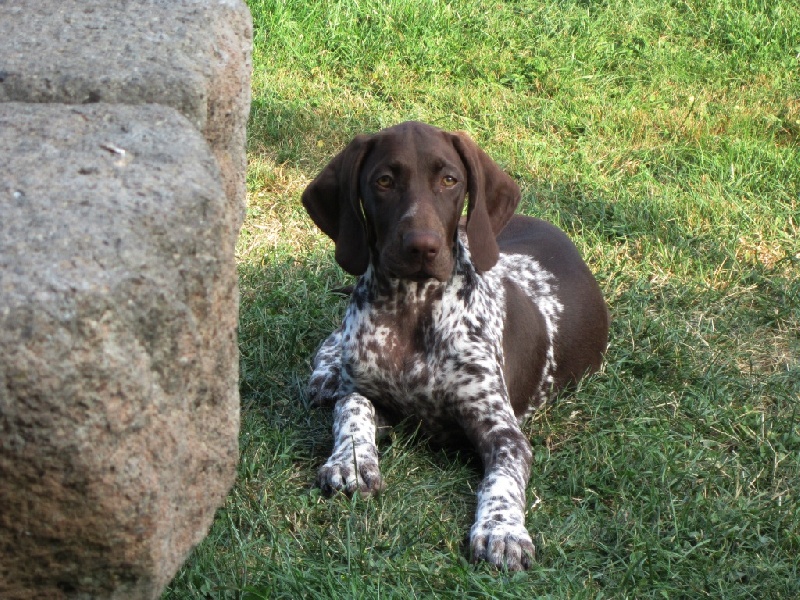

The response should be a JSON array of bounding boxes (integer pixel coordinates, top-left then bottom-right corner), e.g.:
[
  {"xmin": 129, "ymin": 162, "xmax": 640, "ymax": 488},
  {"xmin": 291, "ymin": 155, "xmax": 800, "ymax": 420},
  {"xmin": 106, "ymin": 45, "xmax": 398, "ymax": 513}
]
[{"xmin": 165, "ymin": 0, "xmax": 799, "ymax": 597}]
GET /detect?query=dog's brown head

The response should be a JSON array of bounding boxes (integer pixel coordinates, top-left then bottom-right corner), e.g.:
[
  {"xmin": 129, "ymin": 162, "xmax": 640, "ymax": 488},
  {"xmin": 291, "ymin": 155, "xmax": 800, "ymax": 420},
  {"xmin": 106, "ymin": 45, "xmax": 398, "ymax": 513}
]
[{"xmin": 301, "ymin": 121, "xmax": 520, "ymax": 280}]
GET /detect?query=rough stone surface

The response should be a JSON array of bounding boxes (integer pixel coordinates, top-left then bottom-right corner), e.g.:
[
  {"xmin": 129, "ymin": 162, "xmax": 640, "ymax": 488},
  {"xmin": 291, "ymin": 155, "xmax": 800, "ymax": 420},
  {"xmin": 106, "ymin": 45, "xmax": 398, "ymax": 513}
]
[
  {"xmin": 0, "ymin": 0, "xmax": 253, "ymax": 233},
  {"xmin": 0, "ymin": 103, "xmax": 240, "ymax": 599}
]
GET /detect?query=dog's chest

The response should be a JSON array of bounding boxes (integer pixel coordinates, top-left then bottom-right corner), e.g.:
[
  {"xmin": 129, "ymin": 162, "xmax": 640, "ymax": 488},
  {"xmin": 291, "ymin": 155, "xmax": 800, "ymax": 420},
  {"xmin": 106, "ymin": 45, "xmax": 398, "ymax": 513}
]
[
  {"xmin": 340, "ymin": 277, "xmax": 505, "ymax": 429},
  {"xmin": 343, "ymin": 291, "xmax": 450, "ymax": 394}
]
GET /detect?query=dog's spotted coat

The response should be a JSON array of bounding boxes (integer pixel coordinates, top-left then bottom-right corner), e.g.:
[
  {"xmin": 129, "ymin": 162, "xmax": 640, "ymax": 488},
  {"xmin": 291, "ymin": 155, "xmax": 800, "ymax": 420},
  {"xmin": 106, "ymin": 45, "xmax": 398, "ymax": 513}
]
[{"xmin": 302, "ymin": 121, "xmax": 608, "ymax": 571}]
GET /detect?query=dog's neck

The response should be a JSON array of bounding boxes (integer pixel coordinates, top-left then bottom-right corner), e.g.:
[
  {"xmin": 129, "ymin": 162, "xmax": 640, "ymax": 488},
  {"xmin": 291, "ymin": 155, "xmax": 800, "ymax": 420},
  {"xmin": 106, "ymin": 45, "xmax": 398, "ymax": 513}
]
[{"xmin": 354, "ymin": 239, "xmax": 480, "ymax": 307}]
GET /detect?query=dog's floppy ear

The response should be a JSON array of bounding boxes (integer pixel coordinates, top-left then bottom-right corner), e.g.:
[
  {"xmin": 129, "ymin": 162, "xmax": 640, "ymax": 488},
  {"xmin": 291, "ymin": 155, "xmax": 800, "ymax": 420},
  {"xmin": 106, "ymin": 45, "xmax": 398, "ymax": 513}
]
[
  {"xmin": 450, "ymin": 131, "xmax": 520, "ymax": 272},
  {"xmin": 301, "ymin": 135, "xmax": 373, "ymax": 276}
]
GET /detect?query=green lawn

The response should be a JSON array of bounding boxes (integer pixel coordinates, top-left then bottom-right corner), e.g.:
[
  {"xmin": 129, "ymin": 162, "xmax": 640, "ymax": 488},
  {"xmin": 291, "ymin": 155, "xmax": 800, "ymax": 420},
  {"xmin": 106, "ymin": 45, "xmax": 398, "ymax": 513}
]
[{"xmin": 165, "ymin": 0, "xmax": 799, "ymax": 597}]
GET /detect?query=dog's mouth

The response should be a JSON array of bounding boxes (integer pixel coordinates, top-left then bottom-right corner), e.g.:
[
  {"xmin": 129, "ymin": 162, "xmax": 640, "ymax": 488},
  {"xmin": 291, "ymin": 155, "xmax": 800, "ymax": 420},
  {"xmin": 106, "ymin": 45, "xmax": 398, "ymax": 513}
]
[
  {"xmin": 381, "ymin": 246, "xmax": 455, "ymax": 283},
  {"xmin": 384, "ymin": 264, "xmax": 448, "ymax": 283},
  {"xmin": 408, "ymin": 270, "xmax": 441, "ymax": 282},
  {"xmin": 385, "ymin": 266, "xmax": 434, "ymax": 281}
]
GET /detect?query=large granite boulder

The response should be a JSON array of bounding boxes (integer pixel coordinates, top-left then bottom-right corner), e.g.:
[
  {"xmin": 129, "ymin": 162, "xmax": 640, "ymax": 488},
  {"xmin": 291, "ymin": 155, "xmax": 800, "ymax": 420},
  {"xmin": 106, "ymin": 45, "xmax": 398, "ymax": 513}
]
[
  {"xmin": 0, "ymin": 103, "xmax": 239, "ymax": 598},
  {"xmin": 0, "ymin": 1, "xmax": 251, "ymax": 596},
  {"xmin": 0, "ymin": 0, "xmax": 253, "ymax": 235},
  {"xmin": 0, "ymin": 0, "xmax": 252, "ymax": 599}
]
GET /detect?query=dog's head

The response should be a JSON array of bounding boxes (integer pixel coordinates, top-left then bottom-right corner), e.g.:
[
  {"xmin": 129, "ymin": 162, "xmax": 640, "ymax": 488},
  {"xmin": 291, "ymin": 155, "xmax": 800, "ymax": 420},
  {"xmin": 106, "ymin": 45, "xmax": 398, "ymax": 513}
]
[{"xmin": 301, "ymin": 121, "xmax": 520, "ymax": 280}]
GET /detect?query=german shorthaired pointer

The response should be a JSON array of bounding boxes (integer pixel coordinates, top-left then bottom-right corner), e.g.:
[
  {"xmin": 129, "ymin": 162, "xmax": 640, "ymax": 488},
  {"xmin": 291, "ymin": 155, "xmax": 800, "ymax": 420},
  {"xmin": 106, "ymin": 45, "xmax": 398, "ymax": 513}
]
[{"xmin": 302, "ymin": 121, "xmax": 608, "ymax": 571}]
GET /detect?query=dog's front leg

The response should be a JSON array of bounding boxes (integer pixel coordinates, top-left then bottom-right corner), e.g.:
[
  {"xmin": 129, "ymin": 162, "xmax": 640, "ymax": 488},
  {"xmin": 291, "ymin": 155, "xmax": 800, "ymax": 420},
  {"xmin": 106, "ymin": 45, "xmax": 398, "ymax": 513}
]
[
  {"xmin": 308, "ymin": 327, "xmax": 345, "ymax": 407},
  {"xmin": 463, "ymin": 408, "xmax": 534, "ymax": 571},
  {"xmin": 317, "ymin": 391, "xmax": 384, "ymax": 498}
]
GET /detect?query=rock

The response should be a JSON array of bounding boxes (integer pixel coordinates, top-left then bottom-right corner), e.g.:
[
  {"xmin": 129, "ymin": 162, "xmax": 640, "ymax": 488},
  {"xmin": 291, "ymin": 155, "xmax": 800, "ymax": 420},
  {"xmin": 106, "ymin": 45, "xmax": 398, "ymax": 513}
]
[
  {"xmin": 0, "ymin": 103, "xmax": 240, "ymax": 599},
  {"xmin": 0, "ymin": 0, "xmax": 253, "ymax": 235}
]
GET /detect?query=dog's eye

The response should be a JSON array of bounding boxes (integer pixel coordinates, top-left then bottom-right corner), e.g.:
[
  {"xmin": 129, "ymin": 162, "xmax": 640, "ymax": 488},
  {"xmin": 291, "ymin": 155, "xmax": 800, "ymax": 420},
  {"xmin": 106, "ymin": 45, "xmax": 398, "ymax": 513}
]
[
  {"xmin": 376, "ymin": 175, "xmax": 393, "ymax": 189},
  {"xmin": 442, "ymin": 176, "xmax": 458, "ymax": 187}
]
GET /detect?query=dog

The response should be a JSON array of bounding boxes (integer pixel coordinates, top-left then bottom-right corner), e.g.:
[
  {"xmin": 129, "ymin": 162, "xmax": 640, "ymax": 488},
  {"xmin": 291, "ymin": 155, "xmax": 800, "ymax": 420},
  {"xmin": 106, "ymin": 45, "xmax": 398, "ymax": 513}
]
[{"xmin": 301, "ymin": 121, "xmax": 608, "ymax": 571}]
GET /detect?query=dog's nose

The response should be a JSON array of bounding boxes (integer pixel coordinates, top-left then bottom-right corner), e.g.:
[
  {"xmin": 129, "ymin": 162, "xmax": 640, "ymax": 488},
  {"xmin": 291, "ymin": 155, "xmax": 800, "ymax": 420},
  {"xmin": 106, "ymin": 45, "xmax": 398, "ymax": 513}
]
[{"xmin": 403, "ymin": 231, "xmax": 443, "ymax": 261}]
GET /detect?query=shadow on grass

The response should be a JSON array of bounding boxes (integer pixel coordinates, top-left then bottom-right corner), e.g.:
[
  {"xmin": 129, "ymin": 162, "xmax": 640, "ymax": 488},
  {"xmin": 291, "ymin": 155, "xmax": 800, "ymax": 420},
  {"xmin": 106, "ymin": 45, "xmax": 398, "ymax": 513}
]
[{"xmin": 247, "ymin": 95, "xmax": 385, "ymax": 167}]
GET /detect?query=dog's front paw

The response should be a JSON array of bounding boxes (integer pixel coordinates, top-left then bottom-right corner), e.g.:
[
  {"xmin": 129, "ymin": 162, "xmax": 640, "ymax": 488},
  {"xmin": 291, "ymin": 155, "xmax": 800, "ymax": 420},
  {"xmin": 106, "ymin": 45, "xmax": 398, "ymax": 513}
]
[
  {"xmin": 470, "ymin": 520, "xmax": 535, "ymax": 571},
  {"xmin": 317, "ymin": 445, "xmax": 384, "ymax": 498}
]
